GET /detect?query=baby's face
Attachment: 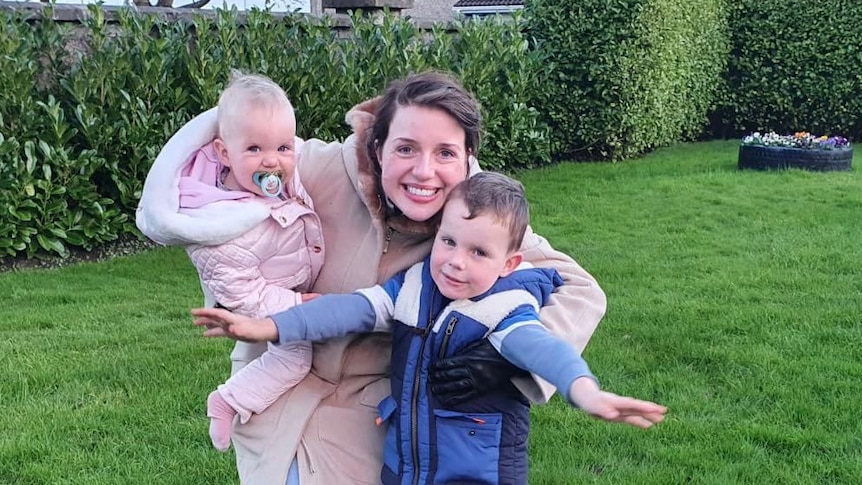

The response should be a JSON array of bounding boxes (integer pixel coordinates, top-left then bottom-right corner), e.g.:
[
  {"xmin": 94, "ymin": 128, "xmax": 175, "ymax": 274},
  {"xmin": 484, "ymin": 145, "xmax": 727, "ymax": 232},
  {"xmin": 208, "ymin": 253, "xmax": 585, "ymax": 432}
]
[{"xmin": 217, "ymin": 105, "xmax": 297, "ymax": 197}]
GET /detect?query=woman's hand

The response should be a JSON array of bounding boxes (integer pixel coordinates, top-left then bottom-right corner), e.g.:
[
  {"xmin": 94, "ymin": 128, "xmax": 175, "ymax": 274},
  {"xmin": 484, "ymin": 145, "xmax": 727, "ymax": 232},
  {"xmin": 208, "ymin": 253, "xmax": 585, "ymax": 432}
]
[
  {"xmin": 429, "ymin": 340, "xmax": 526, "ymax": 407},
  {"xmin": 568, "ymin": 377, "xmax": 667, "ymax": 429},
  {"xmin": 191, "ymin": 307, "xmax": 279, "ymax": 343}
]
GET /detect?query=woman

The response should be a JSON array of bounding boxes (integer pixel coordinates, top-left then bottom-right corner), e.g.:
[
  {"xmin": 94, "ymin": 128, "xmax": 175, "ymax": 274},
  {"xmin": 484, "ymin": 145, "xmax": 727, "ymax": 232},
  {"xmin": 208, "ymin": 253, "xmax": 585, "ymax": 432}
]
[{"xmin": 137, "ymin": 71, "xmax": 606, "ymax": 484}]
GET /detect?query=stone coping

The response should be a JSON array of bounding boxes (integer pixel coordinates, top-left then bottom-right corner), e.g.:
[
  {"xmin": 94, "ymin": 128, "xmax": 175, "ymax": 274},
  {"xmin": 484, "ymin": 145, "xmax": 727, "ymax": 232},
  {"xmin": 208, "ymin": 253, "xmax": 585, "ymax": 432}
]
[{"xmin": 0, "ymin": 1, "xmax": 451, "ymax": 29}]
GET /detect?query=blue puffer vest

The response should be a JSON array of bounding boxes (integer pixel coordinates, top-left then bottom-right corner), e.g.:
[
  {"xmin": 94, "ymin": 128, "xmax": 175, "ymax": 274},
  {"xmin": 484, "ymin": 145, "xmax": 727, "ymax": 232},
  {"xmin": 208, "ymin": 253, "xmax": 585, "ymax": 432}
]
[{"xmin": 377, "ymin": 259, "xmax": 562, "ymax": 485}]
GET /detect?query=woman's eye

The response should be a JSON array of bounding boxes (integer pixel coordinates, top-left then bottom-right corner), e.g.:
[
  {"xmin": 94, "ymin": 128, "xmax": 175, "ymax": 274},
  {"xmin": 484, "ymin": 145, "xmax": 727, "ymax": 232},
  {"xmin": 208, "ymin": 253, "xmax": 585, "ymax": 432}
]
[
  {"xmin": 437, "ymin": 149, "xmax": 462, "ymax": 164},
  {"xmin": 396, "ymin": 146, "xmax": 414, "ymax": 155}
]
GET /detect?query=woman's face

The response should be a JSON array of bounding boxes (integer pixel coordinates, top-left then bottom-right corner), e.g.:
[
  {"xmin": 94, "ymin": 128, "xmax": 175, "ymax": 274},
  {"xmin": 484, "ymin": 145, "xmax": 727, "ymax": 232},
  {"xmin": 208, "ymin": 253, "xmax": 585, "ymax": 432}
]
[{"xmin": 378, "ymin": 105, "xmax": 470, "ymax": 222}]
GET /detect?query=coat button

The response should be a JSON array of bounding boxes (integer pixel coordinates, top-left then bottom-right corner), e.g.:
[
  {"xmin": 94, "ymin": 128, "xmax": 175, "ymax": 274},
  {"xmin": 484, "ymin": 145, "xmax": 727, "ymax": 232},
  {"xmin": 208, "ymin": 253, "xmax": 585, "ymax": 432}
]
[
  {"xmin": 468, "ymin": 430, "xmax": 476, "ymax": 436},
  {"xmin": 313, "ymin": 246, "xmax": 322, "ymax": 253}
]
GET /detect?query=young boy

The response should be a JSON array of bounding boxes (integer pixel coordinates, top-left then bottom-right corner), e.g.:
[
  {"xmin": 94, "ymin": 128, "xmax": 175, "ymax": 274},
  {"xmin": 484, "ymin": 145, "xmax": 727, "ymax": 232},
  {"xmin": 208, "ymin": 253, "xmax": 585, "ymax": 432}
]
[
  {"xmin": 137, "ymin": 71, "xmax": 324, "ymax": 452},
  {"xmin": 192, "ymin": 172, "xmax": 666, "ymax": 484}
]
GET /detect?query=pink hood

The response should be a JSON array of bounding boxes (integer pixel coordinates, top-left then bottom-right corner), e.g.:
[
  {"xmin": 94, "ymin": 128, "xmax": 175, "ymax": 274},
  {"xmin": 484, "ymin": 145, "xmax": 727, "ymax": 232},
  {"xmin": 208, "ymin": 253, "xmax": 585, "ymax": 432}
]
[{"xmin": 178, "ymin": 142, "xmax": 253, "ymax": 208}]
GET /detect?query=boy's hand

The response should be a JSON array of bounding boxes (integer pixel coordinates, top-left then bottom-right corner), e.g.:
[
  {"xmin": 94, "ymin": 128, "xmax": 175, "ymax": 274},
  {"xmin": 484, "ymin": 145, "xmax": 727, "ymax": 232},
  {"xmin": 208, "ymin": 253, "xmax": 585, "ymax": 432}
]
[
  {"xmin": 568, "ymin": 377, "xmax": 667, "ymax": 429},
  {"xmin": 191, "ymin": 307, "xmax": 279, "ymax": 343}
]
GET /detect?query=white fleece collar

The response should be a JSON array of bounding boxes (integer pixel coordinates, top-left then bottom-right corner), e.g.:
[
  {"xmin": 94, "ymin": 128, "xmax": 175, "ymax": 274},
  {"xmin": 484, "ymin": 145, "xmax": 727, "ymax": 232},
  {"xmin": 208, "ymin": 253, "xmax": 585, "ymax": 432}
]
[{"xmin": 136, "ymin": 107, "xmax": 306, "ymax": 246}]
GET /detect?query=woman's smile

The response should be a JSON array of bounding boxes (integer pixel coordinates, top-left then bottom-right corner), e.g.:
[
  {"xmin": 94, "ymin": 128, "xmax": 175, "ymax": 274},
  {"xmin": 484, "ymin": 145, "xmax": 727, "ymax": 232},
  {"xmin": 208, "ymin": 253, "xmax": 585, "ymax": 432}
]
[{"xmin": 404, "ymin": 184, "xmax": 440, "ymax": 198}]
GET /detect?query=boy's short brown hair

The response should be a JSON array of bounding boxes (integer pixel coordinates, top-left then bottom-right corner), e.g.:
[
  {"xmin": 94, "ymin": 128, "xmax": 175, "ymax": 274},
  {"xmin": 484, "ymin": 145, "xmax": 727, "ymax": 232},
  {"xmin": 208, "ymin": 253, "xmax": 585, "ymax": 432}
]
[{"xmin": 446, "ymin": 172, "xmax": 529, "ymax": 252}]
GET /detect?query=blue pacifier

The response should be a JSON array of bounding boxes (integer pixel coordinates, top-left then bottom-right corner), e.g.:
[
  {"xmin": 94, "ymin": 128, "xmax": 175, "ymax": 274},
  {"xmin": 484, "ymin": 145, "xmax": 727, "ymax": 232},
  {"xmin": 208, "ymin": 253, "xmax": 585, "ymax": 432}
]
[{"xmin": 253, "ymin": 171, "xmax": 284, "ymax": 198}]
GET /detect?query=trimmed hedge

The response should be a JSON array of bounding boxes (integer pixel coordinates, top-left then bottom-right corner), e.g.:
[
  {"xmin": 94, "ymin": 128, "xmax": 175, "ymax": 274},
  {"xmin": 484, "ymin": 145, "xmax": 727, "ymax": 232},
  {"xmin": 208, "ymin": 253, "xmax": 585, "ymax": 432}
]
[
  {"xmin": 526, "ymin": 0, "xmax": 729, "ymax": 161},
  {"xmin": 0, "ymin": 6, "xmax": 548, "ymax": 259},
  {"xmin": 5, "ymin": 1, "xmax": 859, "ymax": 260},
  {"xmin": 711, "ymin": 0, "xmax": 862, "ymax": 140}
]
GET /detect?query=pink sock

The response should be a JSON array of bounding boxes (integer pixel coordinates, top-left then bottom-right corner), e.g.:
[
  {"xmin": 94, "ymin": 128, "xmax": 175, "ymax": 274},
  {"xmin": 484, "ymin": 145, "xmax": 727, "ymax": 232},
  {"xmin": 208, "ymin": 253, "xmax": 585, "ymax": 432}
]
[{"xmin": 207, "ymin": 390, "xmax": 237, "ymax": 452}]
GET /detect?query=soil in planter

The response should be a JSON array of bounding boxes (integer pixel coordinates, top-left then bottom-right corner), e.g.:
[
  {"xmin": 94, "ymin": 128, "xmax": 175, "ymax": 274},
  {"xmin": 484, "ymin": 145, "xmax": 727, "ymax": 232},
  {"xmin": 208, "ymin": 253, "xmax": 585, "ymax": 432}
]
[{"xmin": 738, "ymin": 145, "xmax": 853, "ymax": 172}]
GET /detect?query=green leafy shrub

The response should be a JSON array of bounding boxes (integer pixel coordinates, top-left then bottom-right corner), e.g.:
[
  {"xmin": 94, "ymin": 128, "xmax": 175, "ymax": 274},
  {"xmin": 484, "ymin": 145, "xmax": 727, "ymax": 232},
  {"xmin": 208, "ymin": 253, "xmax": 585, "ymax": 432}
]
[
  {"xmin": 0, "ymin": 7, "xmax": 65, "ymax": 143},
  {"xmin": 711, "ymin": 0, "xmax": 862, "ymax": 140},
  {"xmin": 441, "ymin": 13, "xmax": 551, "ymax": 170},
  {"xmin": 526, "ymin": 0, "xmax": 729, "ymax": 161},
  {"xmin": 0, "ymin": 98, "xmax": 126, "ymax": 258},
  {"xmin": 0, "ymin": 8, "xmax": 125, "ymax": 257},
  {"xmin": 60, "ymin": 6, "xmax": 194, "ymax": 217},
  {"xmin": 0, "ymin": 5, "xmax": 546, "ymax": 259}
]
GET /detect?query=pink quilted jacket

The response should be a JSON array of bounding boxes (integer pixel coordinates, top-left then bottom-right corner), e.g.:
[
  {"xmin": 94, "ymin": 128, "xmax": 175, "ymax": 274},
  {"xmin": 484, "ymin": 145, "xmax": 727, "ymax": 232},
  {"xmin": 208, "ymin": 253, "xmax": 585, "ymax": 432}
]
[
  {"xmin": 180, "ymin": 142, "xmax": 324, "ymax": 318},
  {"xmin": 185, "ymin": 195, "xmax": 324, "ymax": 317}
]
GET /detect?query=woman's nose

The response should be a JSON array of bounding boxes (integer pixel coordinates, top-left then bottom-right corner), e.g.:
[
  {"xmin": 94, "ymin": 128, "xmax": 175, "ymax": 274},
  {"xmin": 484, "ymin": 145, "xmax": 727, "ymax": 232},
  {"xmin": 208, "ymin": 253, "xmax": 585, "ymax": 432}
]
[{"xmin": 411, "ymin": 154, "xmax": 434, "ymax": 179}]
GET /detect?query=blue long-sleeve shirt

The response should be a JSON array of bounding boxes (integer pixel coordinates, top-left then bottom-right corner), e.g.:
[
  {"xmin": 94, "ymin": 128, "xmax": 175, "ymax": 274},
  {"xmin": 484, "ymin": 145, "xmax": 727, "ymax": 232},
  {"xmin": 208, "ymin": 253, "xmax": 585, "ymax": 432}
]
[{"xmin": 271, "ymin": 264, "xmax": 595, "ymax": 397}]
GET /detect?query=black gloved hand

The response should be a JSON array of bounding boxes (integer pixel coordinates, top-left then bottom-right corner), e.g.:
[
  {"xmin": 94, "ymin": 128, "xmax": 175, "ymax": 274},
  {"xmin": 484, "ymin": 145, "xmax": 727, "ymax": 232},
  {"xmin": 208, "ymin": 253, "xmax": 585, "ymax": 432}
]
[{"xmin": 429, "ymin": 339, "xmax": 527, "ymax": 407}]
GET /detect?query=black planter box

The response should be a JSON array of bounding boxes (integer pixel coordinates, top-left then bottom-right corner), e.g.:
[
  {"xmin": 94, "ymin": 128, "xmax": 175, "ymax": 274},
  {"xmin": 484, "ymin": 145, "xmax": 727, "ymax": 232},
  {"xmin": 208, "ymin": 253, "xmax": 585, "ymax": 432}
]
[{"xmin": 738, "ymin": 145, "xmax": 853, "ymax": 172}]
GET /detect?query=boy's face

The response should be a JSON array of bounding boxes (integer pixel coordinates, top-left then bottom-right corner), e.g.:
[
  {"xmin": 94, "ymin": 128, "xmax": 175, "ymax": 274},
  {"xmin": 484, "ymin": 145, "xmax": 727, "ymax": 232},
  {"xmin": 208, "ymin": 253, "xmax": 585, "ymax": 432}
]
[
  {"xmin": 430, "ymin": 196, "xmax": 522, "ymax": 300},
  {"xmin": 215, "ymin": 105, "xmax": 297, "ymax": 197}
]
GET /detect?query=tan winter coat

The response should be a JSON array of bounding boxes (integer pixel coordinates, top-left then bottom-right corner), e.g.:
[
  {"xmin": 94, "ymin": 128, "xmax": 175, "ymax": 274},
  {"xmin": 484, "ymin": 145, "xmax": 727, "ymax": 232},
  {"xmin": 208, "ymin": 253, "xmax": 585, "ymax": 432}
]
[{"xmin": 148, "ymin": 97, "xmax": 607, "ymax": 485}]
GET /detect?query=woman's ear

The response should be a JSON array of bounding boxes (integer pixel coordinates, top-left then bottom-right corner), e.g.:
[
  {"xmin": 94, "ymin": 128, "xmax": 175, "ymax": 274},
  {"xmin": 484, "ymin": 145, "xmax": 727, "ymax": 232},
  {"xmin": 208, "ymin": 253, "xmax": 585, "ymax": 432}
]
[
  {"xmin": 213, "ymin": 138, "xmax": 231, "ymax": 167},
  {"xmin": 499, "ymin": 251, "xmax": 523, "ymax": 278},
  {"xmin": 374, "ymin": 139, "xmax": 382, "ymax": 163}
]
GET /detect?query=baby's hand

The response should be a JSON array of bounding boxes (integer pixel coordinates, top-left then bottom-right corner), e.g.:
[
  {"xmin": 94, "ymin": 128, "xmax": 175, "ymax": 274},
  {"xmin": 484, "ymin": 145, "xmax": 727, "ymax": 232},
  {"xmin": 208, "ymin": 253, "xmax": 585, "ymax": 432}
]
[
  {"xmin": 191, "ymin": 307, "xmax": 279, "ymax": 343},
  {"xmin": 568, "ymin": 377, "xmax": 667, "ymax": 429}
]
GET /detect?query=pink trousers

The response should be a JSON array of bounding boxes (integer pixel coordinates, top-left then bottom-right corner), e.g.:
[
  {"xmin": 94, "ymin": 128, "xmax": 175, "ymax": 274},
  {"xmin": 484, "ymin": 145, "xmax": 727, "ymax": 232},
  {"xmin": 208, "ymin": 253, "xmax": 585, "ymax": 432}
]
[{"xmin": 218, "ymin": 341, "xmax": 312, "ymax": 423}]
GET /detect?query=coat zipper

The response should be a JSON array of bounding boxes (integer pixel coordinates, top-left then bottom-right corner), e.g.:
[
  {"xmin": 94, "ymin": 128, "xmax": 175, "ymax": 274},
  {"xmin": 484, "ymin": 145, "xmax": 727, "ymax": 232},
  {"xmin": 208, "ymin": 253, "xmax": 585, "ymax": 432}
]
[
  {"xmin": 410, "ymin": 296, "xmax": 435, "ymax": 485},
  {"xmin": 437, "ymin": 316, "xmax": 458, "ymax": 360}
]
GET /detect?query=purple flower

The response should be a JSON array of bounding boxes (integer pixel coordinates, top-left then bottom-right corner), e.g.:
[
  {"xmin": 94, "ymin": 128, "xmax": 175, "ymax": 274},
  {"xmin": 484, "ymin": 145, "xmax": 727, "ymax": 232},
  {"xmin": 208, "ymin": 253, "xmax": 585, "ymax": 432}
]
[{"xmin": 741, "ymin": 132, "xmax": 852, "ymax": 150}]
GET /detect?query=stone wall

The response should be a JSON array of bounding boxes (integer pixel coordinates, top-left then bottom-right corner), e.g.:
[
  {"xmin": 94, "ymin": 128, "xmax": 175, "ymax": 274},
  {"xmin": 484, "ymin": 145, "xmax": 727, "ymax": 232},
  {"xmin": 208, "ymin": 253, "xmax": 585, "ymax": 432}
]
[
  {"xmin": 404, "ymin": 0, "xmax": 456, "ymax": 22},
  {"xmin": 0, "ymin": 1, "xmax": 452, "ymax": 30}
]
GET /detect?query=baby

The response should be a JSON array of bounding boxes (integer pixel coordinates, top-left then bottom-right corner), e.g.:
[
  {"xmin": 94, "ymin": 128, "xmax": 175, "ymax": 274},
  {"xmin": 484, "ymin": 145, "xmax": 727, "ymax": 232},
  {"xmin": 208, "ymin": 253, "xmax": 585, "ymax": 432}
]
[{"xmin": 138, "ymin": 71, "xmax": 324, "ymax": 451}]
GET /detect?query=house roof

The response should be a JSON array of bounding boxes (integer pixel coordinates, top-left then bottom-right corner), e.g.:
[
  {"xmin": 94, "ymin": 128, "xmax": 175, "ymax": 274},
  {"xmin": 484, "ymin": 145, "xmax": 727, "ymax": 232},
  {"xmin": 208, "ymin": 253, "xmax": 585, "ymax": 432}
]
[{"xmin": 453, "ymin": 0, "xmax": 523, "ymax": 7}]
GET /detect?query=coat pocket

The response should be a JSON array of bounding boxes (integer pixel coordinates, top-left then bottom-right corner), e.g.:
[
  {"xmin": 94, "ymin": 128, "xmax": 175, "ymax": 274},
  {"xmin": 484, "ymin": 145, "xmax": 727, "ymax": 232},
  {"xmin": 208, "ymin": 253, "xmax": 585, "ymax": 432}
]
[
  {"xmin": 377, "ymin": 395, "xmax": 401, "ymax": 477},
  {"xmin": 433, "ymin": 410, "xmax": 502, "ymax": 485}
]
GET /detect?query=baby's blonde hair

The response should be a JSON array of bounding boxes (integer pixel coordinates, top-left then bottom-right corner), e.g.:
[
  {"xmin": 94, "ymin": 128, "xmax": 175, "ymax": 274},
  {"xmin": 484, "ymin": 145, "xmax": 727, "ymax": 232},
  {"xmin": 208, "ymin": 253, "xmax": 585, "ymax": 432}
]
[{"xmin": 217, "ymin": 70, "xmax": 294, "ymax": 139}]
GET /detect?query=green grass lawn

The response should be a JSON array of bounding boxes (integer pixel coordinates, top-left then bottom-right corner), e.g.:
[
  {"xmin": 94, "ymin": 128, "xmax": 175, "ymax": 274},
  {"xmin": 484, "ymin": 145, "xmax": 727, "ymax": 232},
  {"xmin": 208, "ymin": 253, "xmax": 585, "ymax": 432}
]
[{"xmin": 2, "ymin": 140, "xmax": 861, "ymax": 484}]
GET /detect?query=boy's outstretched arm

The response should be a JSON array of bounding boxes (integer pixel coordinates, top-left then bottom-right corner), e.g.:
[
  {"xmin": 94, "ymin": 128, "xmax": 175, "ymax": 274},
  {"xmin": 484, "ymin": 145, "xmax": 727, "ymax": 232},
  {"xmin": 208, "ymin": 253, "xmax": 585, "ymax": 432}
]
[
  {"xmin": 192, "ymin": 293, "xmax": 379, "ymax": 344},
  {"xmin": 567, "ymin": 377, "xmax": 667, "ymax": 429},
  {"xmin": 494, "ymin": 320, "xmax": 666, "ymax": 429},
  {"xmin": 192, "ymin": 308, "xmax": 278, "ymax": 342}
]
